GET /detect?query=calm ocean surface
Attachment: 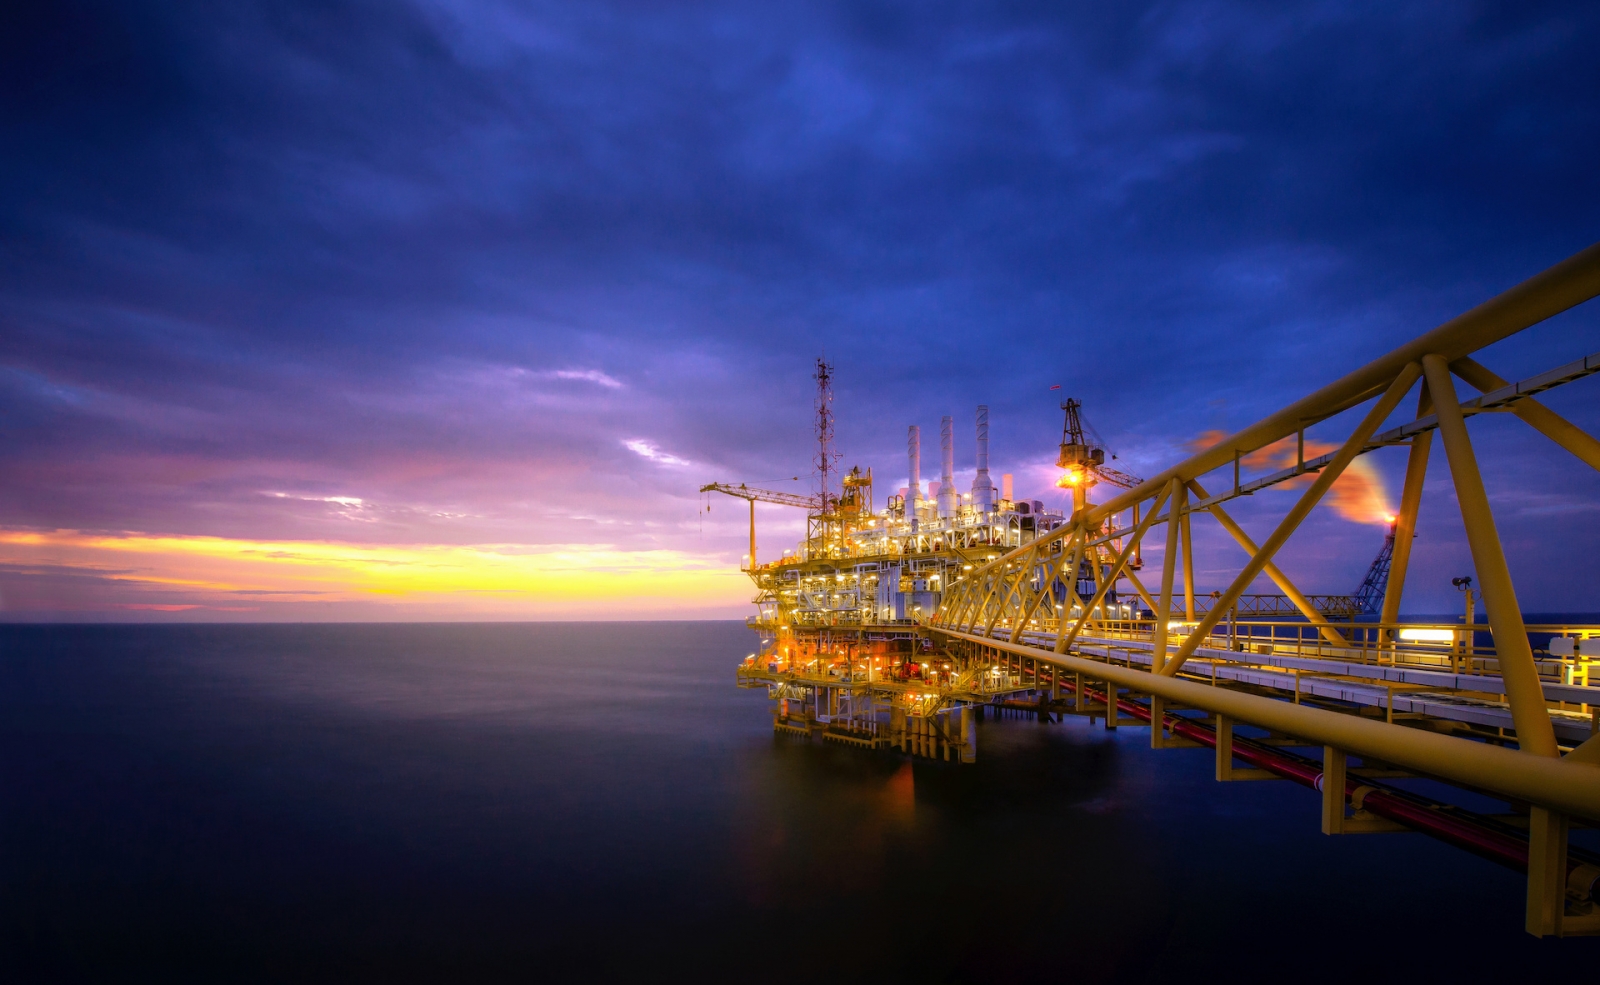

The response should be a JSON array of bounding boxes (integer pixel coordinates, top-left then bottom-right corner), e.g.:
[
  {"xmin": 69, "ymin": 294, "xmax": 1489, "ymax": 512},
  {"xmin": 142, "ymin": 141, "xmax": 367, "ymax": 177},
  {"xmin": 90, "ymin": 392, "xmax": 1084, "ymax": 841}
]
[{"xmin": 2, "ymin": 622, "xmax": 1593, "ymax": 982}]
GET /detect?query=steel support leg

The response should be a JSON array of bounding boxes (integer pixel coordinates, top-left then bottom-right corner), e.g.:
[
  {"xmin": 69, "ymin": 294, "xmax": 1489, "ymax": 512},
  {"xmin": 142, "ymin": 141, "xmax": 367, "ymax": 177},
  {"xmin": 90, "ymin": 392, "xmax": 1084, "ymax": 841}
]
[
  {"xmin": 1527, "ymin": 806, "xmax": 1568, "ymax": 936},
  {"xmin": 1321, "ymin": 746, "xmax": 1347, "ymax": 834},
  {"xmin": 1421, "ymin": 355, "xmax": 1558, "ymax": 758}
]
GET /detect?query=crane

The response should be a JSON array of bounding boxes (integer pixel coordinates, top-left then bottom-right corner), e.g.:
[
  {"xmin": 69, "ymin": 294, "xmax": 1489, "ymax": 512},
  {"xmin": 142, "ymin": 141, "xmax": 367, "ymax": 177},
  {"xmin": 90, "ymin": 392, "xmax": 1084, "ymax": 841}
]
[
  {"xmin": 699, "ymin": 483, "xmax": 821, "ymax": 569},
  {"xmin": 1055, "ymin": 397, "xmax": 1148, "ymax": 579},
  {"xmin": 1350, "ymin": 521, "xmax": 1398, "ymax": 616},
  {"xmin": 1055, "ymin": 398, "xmax": 1145, "ymax": 505}
]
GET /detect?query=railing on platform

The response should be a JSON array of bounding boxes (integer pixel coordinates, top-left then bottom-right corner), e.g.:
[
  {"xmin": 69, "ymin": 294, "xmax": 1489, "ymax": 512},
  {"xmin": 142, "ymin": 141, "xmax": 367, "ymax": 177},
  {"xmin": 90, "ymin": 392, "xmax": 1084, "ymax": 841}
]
[{"xmin": 967, "ymin": 614, "xmax": 1600, "ymax": 681}]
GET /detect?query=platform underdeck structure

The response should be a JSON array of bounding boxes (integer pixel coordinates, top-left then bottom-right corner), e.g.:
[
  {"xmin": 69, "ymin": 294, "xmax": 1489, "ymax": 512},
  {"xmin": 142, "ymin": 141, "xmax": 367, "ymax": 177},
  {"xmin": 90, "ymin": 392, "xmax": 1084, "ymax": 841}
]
[{"xmin": 721, "ymin": 242, "xmax": 1600, "ymax": 938}]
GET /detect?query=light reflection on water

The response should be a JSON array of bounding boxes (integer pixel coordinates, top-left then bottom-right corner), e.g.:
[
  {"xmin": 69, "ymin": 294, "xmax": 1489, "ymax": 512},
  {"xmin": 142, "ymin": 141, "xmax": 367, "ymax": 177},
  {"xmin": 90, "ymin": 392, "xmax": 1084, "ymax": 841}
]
[{"xmin": 1, "ymin": 622, "xmax": 1592, "ymax": 982}]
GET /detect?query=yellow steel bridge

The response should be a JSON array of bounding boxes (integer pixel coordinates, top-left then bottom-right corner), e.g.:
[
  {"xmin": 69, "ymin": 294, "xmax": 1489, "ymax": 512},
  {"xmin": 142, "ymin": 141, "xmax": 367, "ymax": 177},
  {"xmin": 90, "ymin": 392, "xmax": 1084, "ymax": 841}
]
[{"xmin": 729, "ymin": 242, "xmax": 1600, "ymax": 938}]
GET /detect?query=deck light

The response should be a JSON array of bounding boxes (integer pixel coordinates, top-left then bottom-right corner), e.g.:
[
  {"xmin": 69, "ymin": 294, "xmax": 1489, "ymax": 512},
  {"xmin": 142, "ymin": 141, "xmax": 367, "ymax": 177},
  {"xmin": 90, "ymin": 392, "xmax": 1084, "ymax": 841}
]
[{"xmin": 1399, "ymin": 628, "xmax": 1455, "ymax": 643}]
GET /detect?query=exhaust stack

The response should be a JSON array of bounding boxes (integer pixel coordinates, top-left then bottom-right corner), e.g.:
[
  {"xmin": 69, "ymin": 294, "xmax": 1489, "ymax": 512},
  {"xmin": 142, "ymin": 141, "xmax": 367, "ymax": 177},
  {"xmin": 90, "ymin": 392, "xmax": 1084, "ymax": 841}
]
[
  {"xmin": 907, "ymin": 426, "xmax": 922, "ymax": 508},
  {"xmin": 971, "ymin": 405, "xmax": 994, "ymax": 511},
  {"xmin": 938, "ymin": 416, "xmax": 957, "ymax": 518}
]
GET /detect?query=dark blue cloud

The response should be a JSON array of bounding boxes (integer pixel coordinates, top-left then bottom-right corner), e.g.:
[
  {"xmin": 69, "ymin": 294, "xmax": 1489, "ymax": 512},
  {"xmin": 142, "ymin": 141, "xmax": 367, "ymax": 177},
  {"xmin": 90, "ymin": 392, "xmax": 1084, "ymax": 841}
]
[{"xmin": 2, "ymin": 0, "xmax": 1598, "ymax": 611}]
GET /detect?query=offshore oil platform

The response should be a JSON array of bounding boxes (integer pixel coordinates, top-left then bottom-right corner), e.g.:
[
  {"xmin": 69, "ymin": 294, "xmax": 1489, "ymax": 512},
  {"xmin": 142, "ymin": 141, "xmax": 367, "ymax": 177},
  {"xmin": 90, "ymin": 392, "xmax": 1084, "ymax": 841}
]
[{"xmin": 704, "ymin": 243, "xmax": 1600, "ymax": 937}]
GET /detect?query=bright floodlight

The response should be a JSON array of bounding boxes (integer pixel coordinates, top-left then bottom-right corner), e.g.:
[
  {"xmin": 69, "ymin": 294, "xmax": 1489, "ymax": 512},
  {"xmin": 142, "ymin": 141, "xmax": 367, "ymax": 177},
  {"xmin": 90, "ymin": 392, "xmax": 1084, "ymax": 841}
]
[{"xmin": 1399, "ymin": 628, "xmax": 1455, "ymax": 643}]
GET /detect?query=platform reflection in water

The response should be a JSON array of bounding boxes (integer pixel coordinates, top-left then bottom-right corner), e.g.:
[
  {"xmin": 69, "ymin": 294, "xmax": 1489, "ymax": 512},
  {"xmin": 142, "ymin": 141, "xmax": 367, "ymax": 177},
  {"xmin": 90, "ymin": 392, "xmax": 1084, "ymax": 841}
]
[{"xmin": 1, "ymin": 622, "xmax": 1592, "ymax": 982}]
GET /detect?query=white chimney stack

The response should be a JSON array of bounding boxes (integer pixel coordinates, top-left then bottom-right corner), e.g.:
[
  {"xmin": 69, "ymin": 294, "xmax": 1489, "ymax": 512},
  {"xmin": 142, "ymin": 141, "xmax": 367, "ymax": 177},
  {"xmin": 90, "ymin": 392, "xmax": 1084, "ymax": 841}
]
[
  {"xmin": 971, "ymin": 405, "xmax": 994, "ymax": 511},
  {"xmin": 938, "ymin": 415, "xmax": 957, "ymax": 518},
  {"xmin": 907, "ymin": 426, "xmax": 922, "ymax": 507}
]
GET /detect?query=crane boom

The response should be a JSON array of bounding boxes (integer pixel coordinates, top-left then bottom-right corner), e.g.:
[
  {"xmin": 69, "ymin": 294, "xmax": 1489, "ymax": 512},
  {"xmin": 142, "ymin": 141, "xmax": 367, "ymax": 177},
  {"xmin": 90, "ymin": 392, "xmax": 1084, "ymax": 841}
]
[
  {"xmin": 700, "ymin": 482, "xmax": 821, "ymax": 570},
  {"xmin": 699, "ymin": 483, "xmax": 820, "ymax": 510},
  {"xmin": 1094, "ymin": 465, "xmax": 1145, "ymax": 490}
]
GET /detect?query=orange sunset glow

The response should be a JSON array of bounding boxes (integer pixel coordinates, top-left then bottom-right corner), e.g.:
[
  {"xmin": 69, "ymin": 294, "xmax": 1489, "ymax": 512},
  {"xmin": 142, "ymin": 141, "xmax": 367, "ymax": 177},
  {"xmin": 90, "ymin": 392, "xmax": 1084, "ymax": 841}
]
[{"xmin": 0, "ymin": 530, "xmax": 749, "ymax": 619}]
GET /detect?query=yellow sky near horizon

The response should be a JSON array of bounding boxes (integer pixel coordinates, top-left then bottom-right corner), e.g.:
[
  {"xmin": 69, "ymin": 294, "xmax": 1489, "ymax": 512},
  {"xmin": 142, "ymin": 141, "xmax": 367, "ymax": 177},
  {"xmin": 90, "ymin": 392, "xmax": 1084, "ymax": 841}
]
[{"xmin": 0, "ymin": 529, "xmax": 753, "ymax": 618}]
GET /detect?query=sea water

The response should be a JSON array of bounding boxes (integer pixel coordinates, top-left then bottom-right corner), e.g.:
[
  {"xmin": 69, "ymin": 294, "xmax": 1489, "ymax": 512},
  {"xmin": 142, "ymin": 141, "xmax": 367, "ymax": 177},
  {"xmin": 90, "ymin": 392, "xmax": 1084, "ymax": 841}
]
[{"xmin": 1, "ymin": 622, "xmax": 1593, "ymax": 982}]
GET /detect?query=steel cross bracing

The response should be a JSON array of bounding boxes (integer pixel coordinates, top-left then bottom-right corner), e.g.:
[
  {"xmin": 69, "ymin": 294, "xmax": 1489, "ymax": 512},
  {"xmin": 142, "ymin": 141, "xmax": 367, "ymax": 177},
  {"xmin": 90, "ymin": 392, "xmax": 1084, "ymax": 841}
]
[
  {"xmin": 931, "ymin": 241, "xmax": 1600, "ymax": 937},
  {"xmin": 1182, "ymin": 350, "xmax": 1600, "ymax": 513}
]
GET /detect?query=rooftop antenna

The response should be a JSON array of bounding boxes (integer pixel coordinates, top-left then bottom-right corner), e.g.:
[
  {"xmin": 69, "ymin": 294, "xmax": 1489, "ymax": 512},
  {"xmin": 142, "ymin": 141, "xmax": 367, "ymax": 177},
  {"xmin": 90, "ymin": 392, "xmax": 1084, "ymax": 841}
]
[{"xmin": 813, "ymin": 357, "xmax": 840, "ymax": 508}]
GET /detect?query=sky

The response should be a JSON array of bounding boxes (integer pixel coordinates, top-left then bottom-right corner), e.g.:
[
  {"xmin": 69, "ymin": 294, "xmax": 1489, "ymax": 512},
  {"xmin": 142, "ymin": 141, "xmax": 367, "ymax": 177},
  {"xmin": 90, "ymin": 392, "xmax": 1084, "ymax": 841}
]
[{"xmin": 3, "ymin": 0, "xmax": 1598, "ymax": 621}]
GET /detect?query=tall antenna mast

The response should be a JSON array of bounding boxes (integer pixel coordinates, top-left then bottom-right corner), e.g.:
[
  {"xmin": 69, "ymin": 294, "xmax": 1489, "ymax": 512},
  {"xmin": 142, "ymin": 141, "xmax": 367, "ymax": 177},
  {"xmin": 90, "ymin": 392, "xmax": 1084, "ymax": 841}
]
[{"xmin": 813, "ymin": 357, "xmax": 839, "ymax": 507}]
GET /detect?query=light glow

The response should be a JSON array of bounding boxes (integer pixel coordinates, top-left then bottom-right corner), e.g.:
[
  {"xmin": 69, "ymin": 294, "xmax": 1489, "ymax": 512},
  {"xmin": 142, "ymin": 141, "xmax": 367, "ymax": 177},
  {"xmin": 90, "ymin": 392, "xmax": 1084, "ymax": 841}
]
[{"xmin": 1398, "ymin": 627, "xmax": 1455, "ymax": 643}]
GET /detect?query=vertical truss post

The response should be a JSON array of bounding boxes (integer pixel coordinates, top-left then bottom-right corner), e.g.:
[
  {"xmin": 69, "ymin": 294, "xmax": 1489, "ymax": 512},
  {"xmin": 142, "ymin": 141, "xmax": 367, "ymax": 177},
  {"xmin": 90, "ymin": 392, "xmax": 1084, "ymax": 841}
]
[
  {"xmin": 1421, "ymin": 355, "xmax": 1558, "ymax": 758},
  {"xmin": 1381, "ymin": 384, "xmax": 1434, "ymax": 637},
  {"xmin": 1132, "ymin": 502, "xmax": 1142, "ymax": 568},
  {"xmin": 1153, "ymin": 478, "xmax": 1182, "ymax": 674},
  {"xmin": 1180, "ymin": 492, "xmax": 1195, "ymax": 621}
]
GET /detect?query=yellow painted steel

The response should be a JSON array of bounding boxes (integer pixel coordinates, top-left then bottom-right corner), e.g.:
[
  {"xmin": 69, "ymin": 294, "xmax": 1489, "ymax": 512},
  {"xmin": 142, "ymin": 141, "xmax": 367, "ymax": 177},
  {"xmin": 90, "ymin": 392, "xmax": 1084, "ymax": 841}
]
[
  {"xmin": 1152, "ymin": 477, "xmax": 1181, "ymax": 674},
  {"xmin": 1451, "ymin": 356, "xmax": 1600, "ymax": 473},
  {"xmin": 1051, "ymin": 535, "xmax": 1087, "ymax": 652},
  {"xmin": 1082, "ymin": 241, "xmax": 1600, "ymax": 529},
  {"xmin": 745, "ymin": 243, "xmax": 1600, "ymax": 938},
  {"xmin": 1055, "ymin": 482, "xmax": 1171, "ymax": 653},
  {"xmin": 742, "ymin": 243, "xmax": 1600, "ymax": 935},
  {"xmin": 1185, "ymin": 480, "xmax": 1346, "ymax": 646},
  {"xmin": 938, "ymin": 626, "xmax": 1600, "ymax": 821},
  {"xmin": 1381, "ymin": 384, "xmax": 1435, "ymax": 628},
  {"xmin": 982, "ymin": 545, "xmax": 1032, "ymax": 635},
  {"xmin": 1527, "ymin": 807, "xmax": 1569, "ymax": 936},
  {"xmin": 947, "ymin": 242, "xmax": 1600, "ymax": 616},
  {"xmin": 1120, "ymin": 567, "xmax": 1162, "ymax": 625},
  {"xmin": 1422, "ymin": 354, "xmax": 1558, "ymax": 757},
  {"xmin": 1011, "ymin": 535, "xmax": 1071, "ymax": 643},
  {"xmin": 1180, "ymin": 504, "xmax": 1195, "ymax": 621},
  {"xmin": 1161, "ymin": 364, "xmax": 1423, "ymax": 677}
]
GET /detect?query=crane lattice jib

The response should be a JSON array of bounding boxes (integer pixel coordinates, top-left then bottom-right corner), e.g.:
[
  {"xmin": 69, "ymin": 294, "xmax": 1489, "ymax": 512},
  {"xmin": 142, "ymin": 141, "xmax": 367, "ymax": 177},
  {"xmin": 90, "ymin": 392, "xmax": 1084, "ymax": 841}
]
[
  {"xmin": 699, "ymin": 483, "xmax": 821, "ymax": 511},
  {"xmin": 1092, "ymin": 465, "xmax": 1145, "ymax": 490},
  {"xmin": 1350, "ymin": 523, "xmax": 1397, "ymax": 615}
]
